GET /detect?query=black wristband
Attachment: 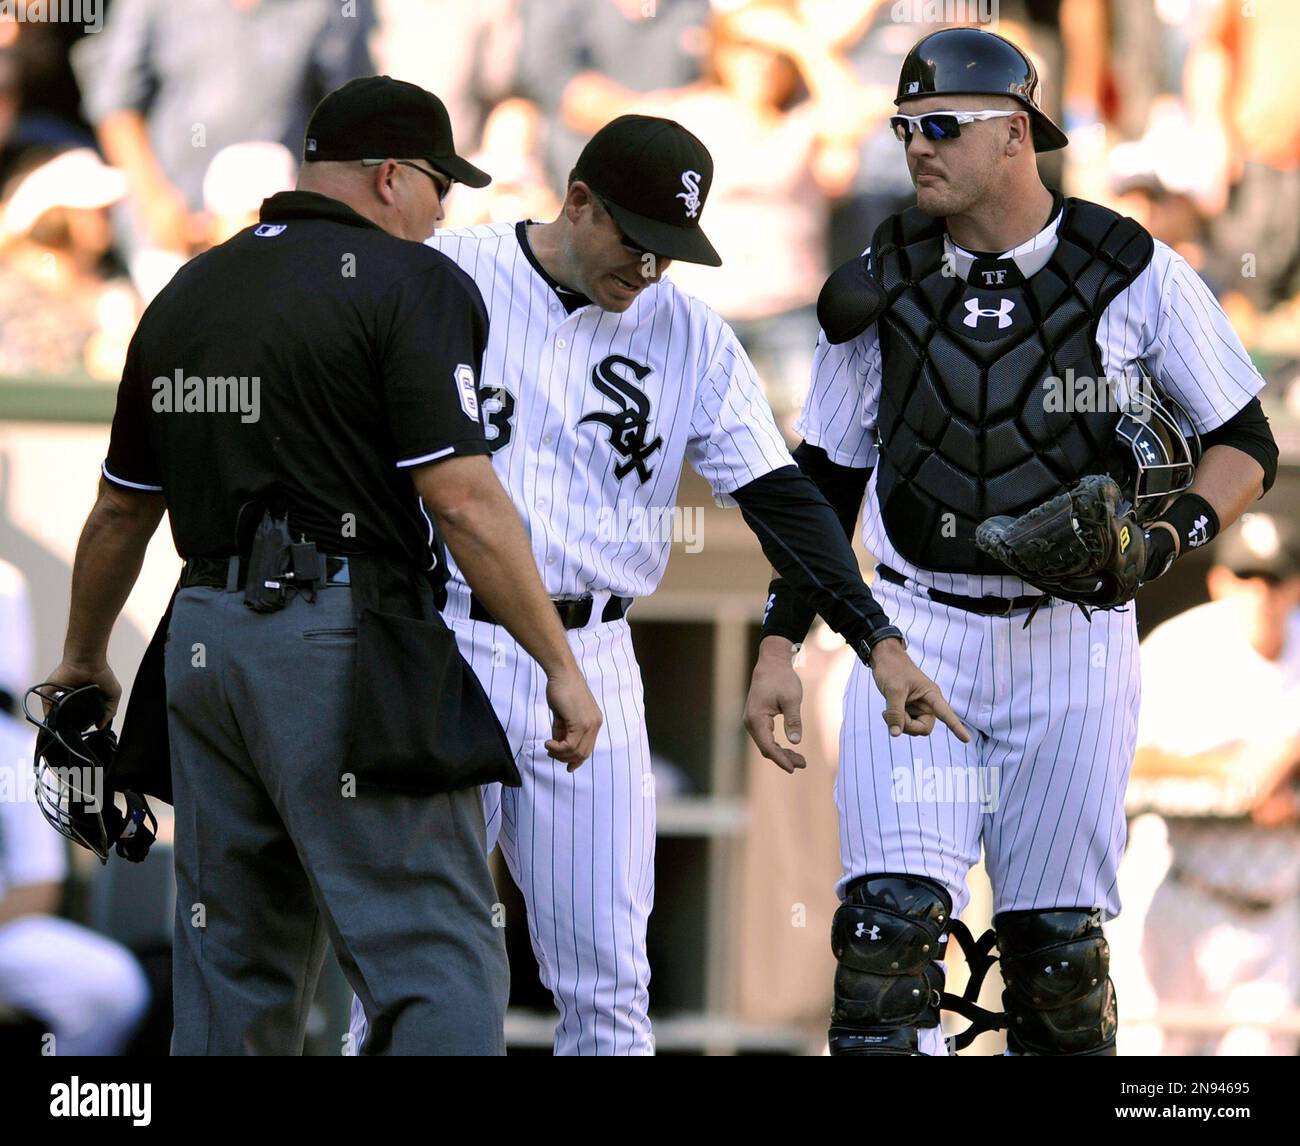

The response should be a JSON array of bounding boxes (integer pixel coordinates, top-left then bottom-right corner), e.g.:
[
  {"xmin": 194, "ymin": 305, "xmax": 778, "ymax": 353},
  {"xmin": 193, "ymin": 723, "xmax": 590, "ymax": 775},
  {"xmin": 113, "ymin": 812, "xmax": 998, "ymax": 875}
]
[
  {"xmin": 1155, "ymin": 493, "xmax": 1220, "ymax": 559},
  {"xmin": 761, "ymin": 578, "xmax": 818, "ymax": 645}
]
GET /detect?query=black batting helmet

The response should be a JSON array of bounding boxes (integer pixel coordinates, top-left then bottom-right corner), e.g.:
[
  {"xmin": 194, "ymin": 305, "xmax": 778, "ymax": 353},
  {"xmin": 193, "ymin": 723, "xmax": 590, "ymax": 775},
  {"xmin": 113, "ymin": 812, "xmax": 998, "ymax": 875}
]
[{"xmin": 896, "ymin": 27, "xmax": 1069, "ymax": 152}]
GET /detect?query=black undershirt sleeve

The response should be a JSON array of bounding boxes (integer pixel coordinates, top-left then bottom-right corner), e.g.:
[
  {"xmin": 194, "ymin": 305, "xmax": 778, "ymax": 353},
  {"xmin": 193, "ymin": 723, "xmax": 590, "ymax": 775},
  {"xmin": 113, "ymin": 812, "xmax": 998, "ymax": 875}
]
[
  {"xmin": 1199, "ymin": 397, "xmax": 1278, "ymax": 493},
  {"xmin": 792, "ymin": 441, "xmax": 871, "ymax": 536},
  {"xmin": 731, "ymin": 461, "xmax": 888, "ymax": 657},
  {"xmin": 756, "ymin": 443, "xmax": 871, "ymax": 645}
]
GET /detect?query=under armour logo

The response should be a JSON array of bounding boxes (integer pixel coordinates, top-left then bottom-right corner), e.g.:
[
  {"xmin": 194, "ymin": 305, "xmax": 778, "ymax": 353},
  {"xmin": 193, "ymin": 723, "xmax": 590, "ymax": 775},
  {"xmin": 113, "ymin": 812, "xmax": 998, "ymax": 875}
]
[
  {"xmin": 855, "ymin": 923, "xmax": 881, "ymax": 941},
  {"xmin": 980, "ymin": 268, "xmax": 1008, "ymax": 286},
  {"xmin": 963, "ymin": 297, "xmax": 1015, "ymax": 329},
  {"xmin": 1138, "ymin": 439, "xmax": 1158, "ymax": 464},
  {"xmin": 1042, "ymin": 961, "xmax": 1070, "ymax": 976},
  {"xmin": 763, "ymin": 592, "xmax": 775, "ymax": 624},
  {"xmin": 676, "ymin": 170, "xmax": 702, "ymax": 219},
  {"xmin": 1187, "ymin": 514, "xmax": 1210, "ymax": 548},
  {"xmin": 579, "ymin": 354, "xmax": 663, "ymax": 482}
]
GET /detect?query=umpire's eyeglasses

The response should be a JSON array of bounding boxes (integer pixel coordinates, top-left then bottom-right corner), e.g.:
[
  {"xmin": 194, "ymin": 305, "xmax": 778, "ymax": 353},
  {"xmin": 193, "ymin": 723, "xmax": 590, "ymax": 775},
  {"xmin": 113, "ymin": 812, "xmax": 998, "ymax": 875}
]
[
  {"xmin": 890, "ymin": 109, "xmax": 1018, "ymax": 145},
  {"xmin": 361, "ymin": 158, "xmax": 452, "ymax": 202}
]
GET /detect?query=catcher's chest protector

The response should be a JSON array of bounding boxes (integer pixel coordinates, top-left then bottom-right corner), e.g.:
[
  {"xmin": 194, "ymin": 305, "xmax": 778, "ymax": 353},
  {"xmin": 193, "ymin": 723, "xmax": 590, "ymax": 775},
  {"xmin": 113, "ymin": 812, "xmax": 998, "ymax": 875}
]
[{"xmin": 871, "ymin": 198, "xmax": 1154, "ymax": 574}]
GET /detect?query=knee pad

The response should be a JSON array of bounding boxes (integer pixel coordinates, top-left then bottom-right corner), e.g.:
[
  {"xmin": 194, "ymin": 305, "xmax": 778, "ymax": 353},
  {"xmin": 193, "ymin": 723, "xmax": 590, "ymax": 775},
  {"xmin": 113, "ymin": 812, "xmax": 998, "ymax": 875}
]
[
  {"xmin": 995, "ymin": 909, "xmax": 1117, "ymax": 1056},
  {"xmin": 828, "ymin": 874, "xmax": 951, "ymax": 1056}
]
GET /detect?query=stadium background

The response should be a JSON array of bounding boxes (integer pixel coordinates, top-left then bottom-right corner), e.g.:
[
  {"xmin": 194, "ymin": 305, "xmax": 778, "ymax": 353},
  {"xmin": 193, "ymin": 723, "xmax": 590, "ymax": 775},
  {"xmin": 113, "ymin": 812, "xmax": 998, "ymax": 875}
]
[{"xmin": 0, "ymin": 0, "xmax": 1296, "ymax": 1055}]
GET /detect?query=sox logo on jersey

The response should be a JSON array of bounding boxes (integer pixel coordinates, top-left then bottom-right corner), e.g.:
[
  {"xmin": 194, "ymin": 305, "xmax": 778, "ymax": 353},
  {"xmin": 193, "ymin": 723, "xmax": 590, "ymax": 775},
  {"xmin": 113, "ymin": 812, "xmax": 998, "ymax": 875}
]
[{"xmin": 578, "ymin": 355, "xmax": 663, "ymax": 482}]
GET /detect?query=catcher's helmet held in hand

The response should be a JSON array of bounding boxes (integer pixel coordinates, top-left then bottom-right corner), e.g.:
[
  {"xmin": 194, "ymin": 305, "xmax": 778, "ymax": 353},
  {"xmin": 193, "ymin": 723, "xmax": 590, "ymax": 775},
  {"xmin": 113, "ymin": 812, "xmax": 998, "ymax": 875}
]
[
  {"xmin": 1112, "ymin": 368, "xmax": 1202, "ymax": 525},
  {"xmin": 24, "ymin": 683, "xmax": 156, "ymax": 864},
  {"xmin": 896, "ymin": 27, "xmax": 1069, "ymax": 152}
]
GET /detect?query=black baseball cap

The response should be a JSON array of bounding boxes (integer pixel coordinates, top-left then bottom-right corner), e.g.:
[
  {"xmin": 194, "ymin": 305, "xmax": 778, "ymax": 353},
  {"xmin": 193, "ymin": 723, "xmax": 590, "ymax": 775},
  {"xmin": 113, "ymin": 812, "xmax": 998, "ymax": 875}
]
[
  {"xmin": 573, "ymin": 115, "xmax": 721, "ymax": 266},
  {"xmin": 303, "ymin": 75, "xmax": 491, "ymax": 188},
  {"xmin": 1214, "ymin": 513, "xmax": 1300, "ymax": 580}
]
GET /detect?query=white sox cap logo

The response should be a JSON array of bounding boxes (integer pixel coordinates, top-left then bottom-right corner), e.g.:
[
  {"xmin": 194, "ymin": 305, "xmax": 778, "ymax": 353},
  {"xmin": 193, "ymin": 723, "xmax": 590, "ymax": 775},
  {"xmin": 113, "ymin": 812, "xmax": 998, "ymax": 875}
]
[
  {"xmin": 962, "ymin": 297, "xmax": 1015, "ymax": 329},
  {"xmin": 676, "ymin": 170, "xmax": 702, "ymax": 219}
]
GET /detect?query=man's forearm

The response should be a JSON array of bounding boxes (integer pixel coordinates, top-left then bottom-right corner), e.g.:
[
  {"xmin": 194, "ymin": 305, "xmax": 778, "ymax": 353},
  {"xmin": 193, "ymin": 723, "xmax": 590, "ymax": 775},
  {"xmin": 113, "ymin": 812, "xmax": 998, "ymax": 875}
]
[
  {"xmin": 1188, "ymin": 444, "xmax": 1264, "ymax": 538},
  {"xmin": 1150, "ymin": 445, "xmax": 1265, "ymax": 560},
  {"xmin": 63, "ymin": 483, "xmax": 164, "ymax": 666},
  {"xmin": 747, "ymin": 456, "xmax": 873, "ymax": 647},
  {"xmin": 733, "ymin": 467, "xmax": 891, "ymax": 652},
  {"xmin": 432, "ymin": 483, "xmax": 577, "ymax": 677}
]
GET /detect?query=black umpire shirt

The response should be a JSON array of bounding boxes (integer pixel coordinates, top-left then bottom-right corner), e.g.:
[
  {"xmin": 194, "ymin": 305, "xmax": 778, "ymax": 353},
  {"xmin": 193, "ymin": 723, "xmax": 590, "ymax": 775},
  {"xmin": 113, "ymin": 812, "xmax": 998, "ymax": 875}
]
[{"xmin": 103, "ymin": 191, "xmax": 491, "ymax": 569}]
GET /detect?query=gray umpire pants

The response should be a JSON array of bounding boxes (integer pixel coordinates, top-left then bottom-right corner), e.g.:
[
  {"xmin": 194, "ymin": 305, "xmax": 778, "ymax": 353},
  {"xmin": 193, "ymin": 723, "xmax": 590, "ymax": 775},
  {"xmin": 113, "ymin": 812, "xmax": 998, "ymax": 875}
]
[{"xmin": 164, "ymin": 582, "xmax": 508, "ymax": 1055}]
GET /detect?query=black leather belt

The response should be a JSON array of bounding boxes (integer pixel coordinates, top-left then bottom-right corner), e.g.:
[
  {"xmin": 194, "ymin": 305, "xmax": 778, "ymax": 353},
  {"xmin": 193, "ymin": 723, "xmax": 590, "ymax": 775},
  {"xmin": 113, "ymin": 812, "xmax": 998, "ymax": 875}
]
[
  {"xmin": 468, "ymin": 592, "xmax": 631, "ymax": 629},
  {"xmin": 180, "ymin": 554, "xmax": 351, "ymax": 590},
  {"xmin": 876, "ymin": 564, "xmax": 1047, "ymax": 617}
]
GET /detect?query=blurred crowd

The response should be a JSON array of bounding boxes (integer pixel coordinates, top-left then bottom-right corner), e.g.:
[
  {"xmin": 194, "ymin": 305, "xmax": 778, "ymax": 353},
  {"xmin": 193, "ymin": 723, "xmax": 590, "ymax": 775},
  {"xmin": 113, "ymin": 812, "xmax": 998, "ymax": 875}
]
[
  {"xmin": 1, "ymin": 0, "xmax": 1298, "ymax": 1056},
  {"xmin": 0, "ymin": 0, "xmax": 1296, "ymax": 411}
]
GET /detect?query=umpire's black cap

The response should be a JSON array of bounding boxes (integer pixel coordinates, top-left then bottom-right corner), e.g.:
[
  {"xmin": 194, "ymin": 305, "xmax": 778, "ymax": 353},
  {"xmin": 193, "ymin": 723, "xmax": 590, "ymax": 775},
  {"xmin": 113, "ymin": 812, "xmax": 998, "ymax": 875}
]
[
  {"xmin": 896, "ymin": 27, "xmax": 1069, "ymax": 152},
  {"xmin": 573, "ymin": 115, "xmax": 722, "ymax": 266},
  {"xmin": 303, "ymin": 75, "xmax": 491, "ymax": 187}
]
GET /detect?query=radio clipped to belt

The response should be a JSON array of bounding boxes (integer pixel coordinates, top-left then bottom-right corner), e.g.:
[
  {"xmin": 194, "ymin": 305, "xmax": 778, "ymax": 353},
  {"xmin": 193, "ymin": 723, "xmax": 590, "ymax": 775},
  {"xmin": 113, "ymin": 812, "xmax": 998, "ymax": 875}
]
[{"xmin": 243, "ymin": 508, "xmax": 328, "ymax": 613}]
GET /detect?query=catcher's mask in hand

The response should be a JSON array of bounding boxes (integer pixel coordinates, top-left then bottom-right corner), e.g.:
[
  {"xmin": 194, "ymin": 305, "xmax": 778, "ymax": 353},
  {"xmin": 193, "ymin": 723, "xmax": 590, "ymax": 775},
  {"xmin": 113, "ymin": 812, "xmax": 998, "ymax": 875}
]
[
  {"xmin": 1113, "ymin": 370, "xmax": 1201, "ymax": 523},
  {"xmin": 23, "ymin": 682, "xmax": 156, "ymax": 864}
]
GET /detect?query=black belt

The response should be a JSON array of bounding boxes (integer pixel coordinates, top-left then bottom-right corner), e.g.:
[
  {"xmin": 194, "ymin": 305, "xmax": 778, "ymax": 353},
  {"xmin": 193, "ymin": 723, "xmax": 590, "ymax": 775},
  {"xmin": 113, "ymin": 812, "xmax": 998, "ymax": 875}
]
[
  {"xmin": 180, "ymin": 554, "xmax": 351, "ymax": 590},
  {"xmin": 876, "ymin": 564, "xmax": 1047, "ymax": 617},
  {"xmin": 468, "ymin": 592, "xmax": 631, "ymax": 629}
]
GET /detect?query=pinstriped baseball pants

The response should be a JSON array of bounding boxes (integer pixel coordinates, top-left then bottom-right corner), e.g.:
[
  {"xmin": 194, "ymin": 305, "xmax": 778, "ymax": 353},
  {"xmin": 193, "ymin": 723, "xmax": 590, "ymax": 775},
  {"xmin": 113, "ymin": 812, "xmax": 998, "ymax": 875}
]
[{"xmin": 835, "ymin": 577, "xmax": 1141, "ymax": 1055}]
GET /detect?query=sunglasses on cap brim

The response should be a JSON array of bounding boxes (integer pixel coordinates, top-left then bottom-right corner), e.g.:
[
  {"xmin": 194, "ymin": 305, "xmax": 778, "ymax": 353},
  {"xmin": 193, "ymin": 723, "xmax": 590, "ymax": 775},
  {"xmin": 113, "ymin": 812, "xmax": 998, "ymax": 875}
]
[{"xmin": 890, "ymin": 109, "xmax": 1018, "ymax": 144}]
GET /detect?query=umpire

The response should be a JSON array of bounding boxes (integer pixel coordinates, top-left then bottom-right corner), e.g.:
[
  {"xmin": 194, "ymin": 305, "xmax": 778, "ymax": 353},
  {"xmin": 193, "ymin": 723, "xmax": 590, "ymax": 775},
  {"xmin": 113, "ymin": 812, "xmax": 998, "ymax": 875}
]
[{"xmin": 43, "ymin": 76, "xmax": 601, "ymax": 1056}]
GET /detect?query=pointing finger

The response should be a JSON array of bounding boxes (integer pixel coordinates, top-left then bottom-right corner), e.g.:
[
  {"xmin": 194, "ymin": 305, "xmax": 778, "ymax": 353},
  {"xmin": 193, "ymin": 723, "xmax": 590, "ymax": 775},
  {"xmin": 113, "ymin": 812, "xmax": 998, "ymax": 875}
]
[{"xmin": 925, "ymin": 690, "xmax": 971, "ymax": 743}]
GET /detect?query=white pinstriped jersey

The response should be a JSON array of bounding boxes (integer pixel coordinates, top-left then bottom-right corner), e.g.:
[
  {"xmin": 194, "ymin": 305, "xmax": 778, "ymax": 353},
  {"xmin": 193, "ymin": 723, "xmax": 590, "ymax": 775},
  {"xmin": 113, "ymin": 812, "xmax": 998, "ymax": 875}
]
[
  {"xmin": 427, "ymin": 221, "xmax": 793, "ymax": 599},
  {"xmin": 796, "ymin": 209, "xmax": 1267, "ymax": 598}
]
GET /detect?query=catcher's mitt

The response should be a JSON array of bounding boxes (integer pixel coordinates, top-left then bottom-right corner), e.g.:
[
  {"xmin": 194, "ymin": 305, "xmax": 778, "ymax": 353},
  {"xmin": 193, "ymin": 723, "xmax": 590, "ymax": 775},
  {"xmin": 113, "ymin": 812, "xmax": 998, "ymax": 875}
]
[{"xmin": 975, "ymin": 474, "xmax": 1146, "ymax": 609}]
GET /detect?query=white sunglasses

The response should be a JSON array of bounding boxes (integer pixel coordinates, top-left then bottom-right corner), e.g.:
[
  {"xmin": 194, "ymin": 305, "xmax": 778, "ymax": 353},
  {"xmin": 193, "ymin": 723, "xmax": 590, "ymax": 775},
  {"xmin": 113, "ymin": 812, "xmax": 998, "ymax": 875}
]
[{"xmin": 890, "ymin": 109, "xmax": 1019, "ymax": 144}]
